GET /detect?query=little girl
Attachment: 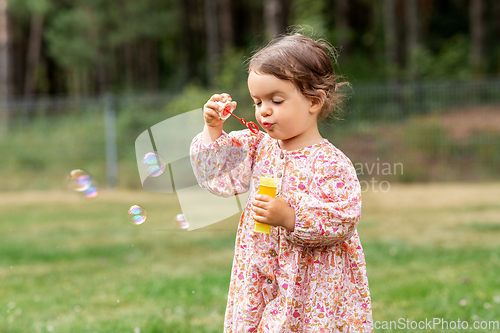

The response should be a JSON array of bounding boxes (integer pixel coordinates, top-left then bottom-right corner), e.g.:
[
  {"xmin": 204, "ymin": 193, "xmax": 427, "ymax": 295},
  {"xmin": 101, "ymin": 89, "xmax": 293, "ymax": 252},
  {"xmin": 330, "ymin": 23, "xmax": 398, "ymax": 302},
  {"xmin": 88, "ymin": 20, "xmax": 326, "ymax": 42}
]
[{"xmin": 190, "ymin": 33, "xmax": 372, "ymax": 333}]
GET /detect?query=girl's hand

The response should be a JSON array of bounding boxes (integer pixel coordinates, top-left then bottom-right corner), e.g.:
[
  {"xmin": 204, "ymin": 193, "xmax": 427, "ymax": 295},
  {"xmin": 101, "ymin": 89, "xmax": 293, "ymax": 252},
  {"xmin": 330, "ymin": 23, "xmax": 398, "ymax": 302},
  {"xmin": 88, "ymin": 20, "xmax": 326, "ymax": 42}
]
[
  {"xmin": 252, "ymin": 195, "xmax": 296, "ymax": 232},
  {"xmin": 202, "ymin": 93, "xmax": 235, "ymax": 143},
  {"xmin": 203, "ymin": 93, "xmax": 235, "ymax": 127}
]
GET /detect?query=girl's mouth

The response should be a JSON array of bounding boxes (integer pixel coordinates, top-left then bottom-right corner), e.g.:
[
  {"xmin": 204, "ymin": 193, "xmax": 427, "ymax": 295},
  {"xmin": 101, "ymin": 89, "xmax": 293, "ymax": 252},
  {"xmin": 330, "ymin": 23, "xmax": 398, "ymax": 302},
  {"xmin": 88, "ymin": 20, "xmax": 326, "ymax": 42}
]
[{"xmin": 262, "ymin": 122, "xmax": 274, "ymax": 129}]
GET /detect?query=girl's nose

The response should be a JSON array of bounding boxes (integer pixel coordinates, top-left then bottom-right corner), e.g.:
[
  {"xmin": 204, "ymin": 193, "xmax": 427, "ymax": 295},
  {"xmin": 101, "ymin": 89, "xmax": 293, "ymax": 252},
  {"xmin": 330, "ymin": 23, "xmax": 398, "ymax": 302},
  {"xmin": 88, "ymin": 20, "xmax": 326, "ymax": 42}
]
[{"xmin": 259, "ymin": 103, "xmax": 272, "ymax": 117}]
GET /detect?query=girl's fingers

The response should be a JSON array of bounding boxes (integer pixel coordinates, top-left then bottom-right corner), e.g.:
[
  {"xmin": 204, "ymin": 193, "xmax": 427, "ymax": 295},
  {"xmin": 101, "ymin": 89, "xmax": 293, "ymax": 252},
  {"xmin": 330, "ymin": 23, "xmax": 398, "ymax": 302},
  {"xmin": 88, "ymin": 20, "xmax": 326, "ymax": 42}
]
[
  {"xmin": 204, "ymin": 108, "xmax": 219, "ymax": 120},
  {"xmin": 221, "ymin": 93, "xmax": 231, "ymax": 102},
  {"xmin": 203, "ymin": 105, "xmax": 221, "ymax": 124},
  {"xmin": 209, "ymin": 94, "xmax": 221, "ymax": 103},
  {"xmin": 255, "ymin": 195, "xmax": 271, "ymax": 202},
  {"xmin": 204, "ymin": 93, "xmax": 233, "ymax": 124},
  {"xmin": 252, "ymin": 200, "xmax": 268, "ymax": 213},
  {"xmin": 253, "ymin": 214, "xmax": 265, "ymax": 223},
  {"xmin": 205, "ymin": 101, "xmax": 222, "ymax": 112},
  {"xmin": 210, "ymin": 93, "xmax": 232, "ymax": 103}
]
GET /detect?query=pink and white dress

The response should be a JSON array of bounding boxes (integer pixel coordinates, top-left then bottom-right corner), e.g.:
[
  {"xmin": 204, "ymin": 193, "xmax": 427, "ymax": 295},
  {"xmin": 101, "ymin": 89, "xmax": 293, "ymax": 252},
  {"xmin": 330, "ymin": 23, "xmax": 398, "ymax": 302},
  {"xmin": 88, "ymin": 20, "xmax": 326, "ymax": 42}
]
[{"xmin": 190, "ymin": 129, "xmax": 373, "ymax": 333}]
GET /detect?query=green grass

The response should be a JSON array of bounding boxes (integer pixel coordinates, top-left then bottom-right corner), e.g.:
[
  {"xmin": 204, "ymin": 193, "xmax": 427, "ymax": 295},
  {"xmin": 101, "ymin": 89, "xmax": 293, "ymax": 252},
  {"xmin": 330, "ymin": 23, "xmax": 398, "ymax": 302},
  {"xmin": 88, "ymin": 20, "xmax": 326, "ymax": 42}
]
[
  {"xmin": 0, "ymin": 190, "xmax": 236, "ymax": 332},
  {"xmin": 359, "ymin": 183, "xmax": 500, "ymax": 332},
  {"xmin": 1, "ymin": 184, "xmax": 500, "ymax": 332}
]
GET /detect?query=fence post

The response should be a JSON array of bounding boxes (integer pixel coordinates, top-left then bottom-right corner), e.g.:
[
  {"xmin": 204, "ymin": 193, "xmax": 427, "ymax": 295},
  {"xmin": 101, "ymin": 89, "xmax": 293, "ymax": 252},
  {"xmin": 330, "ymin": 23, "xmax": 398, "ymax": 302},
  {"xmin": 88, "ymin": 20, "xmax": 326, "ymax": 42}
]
[
  {"xmin": 0, "ymin": 96, "xmax": 7, "ymax": 135},
  {"xmin": 104, "ymin": 93, "xmax": 118, "ymax": 188}
]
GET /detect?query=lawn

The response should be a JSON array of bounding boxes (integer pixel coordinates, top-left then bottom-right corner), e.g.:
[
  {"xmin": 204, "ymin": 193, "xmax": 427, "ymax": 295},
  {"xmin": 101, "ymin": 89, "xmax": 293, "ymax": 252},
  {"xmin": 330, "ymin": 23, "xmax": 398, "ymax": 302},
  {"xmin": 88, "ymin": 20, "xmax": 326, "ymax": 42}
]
[{"xmin": 1, "ymin": 183, "xmax": 500, "ymax": 332}]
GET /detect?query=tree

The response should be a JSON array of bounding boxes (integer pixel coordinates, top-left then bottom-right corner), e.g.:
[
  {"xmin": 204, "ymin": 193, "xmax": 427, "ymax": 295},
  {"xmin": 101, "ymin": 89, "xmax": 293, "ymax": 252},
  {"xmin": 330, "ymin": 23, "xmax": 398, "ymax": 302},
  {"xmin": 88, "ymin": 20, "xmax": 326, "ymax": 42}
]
[
  {"xmin": 23, "ymin": 0, "xmax": 50, "ymax": 97},
  {"xmin": 0, "ymin": 0, "xmax": 11, "ymax": 130},
  {"xmin": 383, "ymin": 0, "xmax": 399, "ymax": 76},
  {"xmin": 1, "ymin": 0, "xmax": 498, "ymax": 97},
  {"xmin": 334, "ymin": 0, "xmax": 350, "ymax": 54},
  {"xmin": 264, "ymin": 0, "xmax": 289, "ymax": 39},
  {"xmin": 469, "ymin": 0, "xmax": 485, "ymax": 75},
  {"xmin": 219, "ymin": 0, "xmax": 234, "ymax": 53},
  {"xmin": 43, "ymin": 0, "xmax": 179, "ymax": 94},
  {"xmin": 205, "ymin": 0, "xmax": 220, "ymax": 85},
  {"xmin": 405, "ymin": 0, "xmax": 420, "ymax": 78}
]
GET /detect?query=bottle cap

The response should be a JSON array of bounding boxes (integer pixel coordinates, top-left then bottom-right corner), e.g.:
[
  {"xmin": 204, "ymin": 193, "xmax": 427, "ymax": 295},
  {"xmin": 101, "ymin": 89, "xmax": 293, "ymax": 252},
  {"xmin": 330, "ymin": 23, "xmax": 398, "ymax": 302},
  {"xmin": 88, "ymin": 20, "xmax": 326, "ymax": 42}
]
[{"xmin": 260, "ymin": 177, "xmax": 278, "ymax": 187}]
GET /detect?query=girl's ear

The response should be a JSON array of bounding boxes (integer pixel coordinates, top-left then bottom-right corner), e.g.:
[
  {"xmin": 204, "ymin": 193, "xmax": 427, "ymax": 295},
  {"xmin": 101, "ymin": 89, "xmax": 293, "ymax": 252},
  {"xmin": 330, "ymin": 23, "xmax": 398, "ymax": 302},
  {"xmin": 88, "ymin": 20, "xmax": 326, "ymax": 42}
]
[{"xmin": 309, "ymin": 90, "xmax": 326, "ymax": 114}]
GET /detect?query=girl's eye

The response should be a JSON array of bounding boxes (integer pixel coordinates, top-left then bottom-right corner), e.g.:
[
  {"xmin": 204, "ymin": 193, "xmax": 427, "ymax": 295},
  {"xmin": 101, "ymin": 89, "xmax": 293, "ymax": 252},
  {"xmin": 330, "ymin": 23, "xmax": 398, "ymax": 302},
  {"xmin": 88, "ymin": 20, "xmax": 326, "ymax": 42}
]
[
  {"xmin": 253, "ymin": 102, "xmax": 261, "ymax": 107},
  {"xmin": 273, "ymin": 100, "xmax": 283, "ymax": 104}
]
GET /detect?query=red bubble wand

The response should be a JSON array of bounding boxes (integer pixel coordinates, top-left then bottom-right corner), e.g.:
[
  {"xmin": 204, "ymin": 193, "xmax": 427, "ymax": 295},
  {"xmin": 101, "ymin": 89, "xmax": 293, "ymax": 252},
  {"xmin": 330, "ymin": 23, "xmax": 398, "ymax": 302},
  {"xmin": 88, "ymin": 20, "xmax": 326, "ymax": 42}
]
[{"xmin": 221, "ymin": 103, "xmax": 260, "ymax": 134}]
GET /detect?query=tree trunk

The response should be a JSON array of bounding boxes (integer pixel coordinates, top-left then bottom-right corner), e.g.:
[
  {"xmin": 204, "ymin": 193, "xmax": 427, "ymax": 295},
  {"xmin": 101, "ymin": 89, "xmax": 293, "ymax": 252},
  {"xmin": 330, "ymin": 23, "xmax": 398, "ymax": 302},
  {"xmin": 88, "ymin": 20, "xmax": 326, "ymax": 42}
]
[
  {"xmin": 404, "ymin": 0, "xmax": 424, "ymax": 113},
  {"xmin": 0, "ymin": 0, "xmax": 11, "ymax": 131},
  {"xmin": 179, "ymin": 0, "xmax": 197, "ymax": 83},
  {"xmin": 334, "ymin": 0, "xmax": 350, "ymax": 54},
  {"xmin": 124, "ymin": 42, "xmax": 134, "ymax": 90},
  {"xmin": 470, "ymin": 0, "xmax": 485, "ymax": 75},
  {"xmin": 495, "ymin": 0, "xmax": 500, "ymax": 73},
  {"xmin": 146, "ymin": 40, "xmax": 158, "ymax": 91},
  {"xmin": 383, "ymin": 0, "xmax": 398, "ymax": 76},
  {"xmin": 96, "ymin": 47, "xmax": 108, "ymax": 95},
  {"xmin": 383, "ymin": 0, "xmax": 405, "ymax": 114},
  {"xmin": 264, "ymin": 0, "xmax": 288, "ymax": 40},
  {"xmin": 24, "ymin": 12, "xmax": 44, "ymax": 97},
  {"xmin": 404, "ymin": 0, "xmax": 419, "ymax": 70},
  {"xmin": 205, "ymin": 0, "xmax": 219, "ymax": 84},
  {"xmin": 219, "ymin": 0, "xmax": 234, "ymax": 54}
]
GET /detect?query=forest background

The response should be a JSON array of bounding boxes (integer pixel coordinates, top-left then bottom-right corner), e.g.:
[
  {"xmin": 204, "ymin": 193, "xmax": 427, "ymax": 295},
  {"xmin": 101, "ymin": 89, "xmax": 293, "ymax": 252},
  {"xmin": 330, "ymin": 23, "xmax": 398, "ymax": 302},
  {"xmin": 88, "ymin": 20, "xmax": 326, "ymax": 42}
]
[
  {"xmin": 0, "ymin": 0, "xmax": 499, "ymax": 97},
  {"xmin": 1, "ymin": 0, "xmax": 500, "ymax": 190}
]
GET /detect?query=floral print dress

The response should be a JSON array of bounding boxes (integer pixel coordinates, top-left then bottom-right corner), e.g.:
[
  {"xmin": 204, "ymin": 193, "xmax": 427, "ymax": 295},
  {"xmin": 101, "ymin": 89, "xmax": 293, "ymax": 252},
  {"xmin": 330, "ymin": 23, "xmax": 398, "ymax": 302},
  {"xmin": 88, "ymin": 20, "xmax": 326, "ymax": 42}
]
[{"xmin": 190, "ymin": 129, "xmax": 373, "ymax": 333}]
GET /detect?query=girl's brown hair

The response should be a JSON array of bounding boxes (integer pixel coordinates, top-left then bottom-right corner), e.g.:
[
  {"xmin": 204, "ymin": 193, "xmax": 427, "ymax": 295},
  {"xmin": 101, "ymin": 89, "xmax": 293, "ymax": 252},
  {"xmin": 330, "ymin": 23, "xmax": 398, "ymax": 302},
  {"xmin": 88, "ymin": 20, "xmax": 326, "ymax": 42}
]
[{"xmin": 248, "ymin": 31, "xmax": 348, "ymax": 120}]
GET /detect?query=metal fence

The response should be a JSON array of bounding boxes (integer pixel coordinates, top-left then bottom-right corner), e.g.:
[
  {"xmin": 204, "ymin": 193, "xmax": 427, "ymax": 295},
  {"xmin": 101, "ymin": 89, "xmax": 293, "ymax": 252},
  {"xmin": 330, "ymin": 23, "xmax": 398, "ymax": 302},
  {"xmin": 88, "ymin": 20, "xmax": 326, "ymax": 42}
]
[
  {"xmin": 346, "ymin": 78, "xmax": 500, "ymax": 120},
  {"xmin": 1, "ymin": 78, "xmax": 499, "ymax": 192},
  {"xmin": 0, "ymin": 92, "xmax": 176, "ymax": 191}
]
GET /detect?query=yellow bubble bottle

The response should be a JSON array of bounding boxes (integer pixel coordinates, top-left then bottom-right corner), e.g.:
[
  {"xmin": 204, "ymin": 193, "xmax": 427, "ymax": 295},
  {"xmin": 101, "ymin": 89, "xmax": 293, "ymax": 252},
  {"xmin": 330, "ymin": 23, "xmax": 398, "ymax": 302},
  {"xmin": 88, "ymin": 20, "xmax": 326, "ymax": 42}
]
[{"xmin": 253, "ymin": 177, "xmax": 279, "ymax": 234}]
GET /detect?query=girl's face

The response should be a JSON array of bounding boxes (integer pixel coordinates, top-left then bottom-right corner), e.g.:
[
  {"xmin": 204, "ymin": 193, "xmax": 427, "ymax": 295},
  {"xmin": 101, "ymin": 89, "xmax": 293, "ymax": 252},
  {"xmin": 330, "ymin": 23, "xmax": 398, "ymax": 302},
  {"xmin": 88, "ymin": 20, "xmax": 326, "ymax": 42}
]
[{"xmin": 247, "ymin": 70, "xmax": 323, "ymax": 151}]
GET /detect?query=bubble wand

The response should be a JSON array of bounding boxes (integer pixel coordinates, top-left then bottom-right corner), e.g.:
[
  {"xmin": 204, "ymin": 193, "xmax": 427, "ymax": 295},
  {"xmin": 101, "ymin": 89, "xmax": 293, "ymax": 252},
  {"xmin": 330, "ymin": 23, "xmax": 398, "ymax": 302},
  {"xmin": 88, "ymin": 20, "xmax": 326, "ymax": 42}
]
[{"xmin": 217, "ymin": 101, "xmax": 260, "ymax": 134}]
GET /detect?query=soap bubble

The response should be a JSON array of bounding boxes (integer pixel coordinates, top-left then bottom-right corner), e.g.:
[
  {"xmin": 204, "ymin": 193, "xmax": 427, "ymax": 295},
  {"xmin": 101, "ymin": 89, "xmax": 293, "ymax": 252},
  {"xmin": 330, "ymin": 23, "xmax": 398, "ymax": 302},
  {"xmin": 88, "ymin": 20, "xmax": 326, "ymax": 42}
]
[
  {"xmin": 67, "ymin": 169, "xmax": 93, "ymax": 192},
  {"xmin": 129, "ymin": 205, "xmax": 147, "ymax": 225},
  {"xmin": 142, "ymin": 152, "xmax": 166, "ymax": 177},
  {"xmin": 67, "ymin": 169, "xmax": 99, "ymax": 198},
  {"xmin": 82, "ymin": 186, "xmax": 99, "ymax": 198},
  {"xmin": 176, "ymin": 213, "xmax": 189, "ymax": 229}
]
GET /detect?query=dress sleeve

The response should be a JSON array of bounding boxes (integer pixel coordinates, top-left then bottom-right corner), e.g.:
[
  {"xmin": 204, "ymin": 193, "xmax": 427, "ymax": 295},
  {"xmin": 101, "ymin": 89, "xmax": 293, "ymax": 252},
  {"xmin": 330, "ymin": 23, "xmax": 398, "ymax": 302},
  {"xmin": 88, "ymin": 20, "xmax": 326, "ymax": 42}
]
[
  {"xmin": 190, "ymin": 129, "xmax": 263, "ymax": 197},
  {"xmin": 286, "ymin": 156, "xmax": 362, "ymax": 247}
]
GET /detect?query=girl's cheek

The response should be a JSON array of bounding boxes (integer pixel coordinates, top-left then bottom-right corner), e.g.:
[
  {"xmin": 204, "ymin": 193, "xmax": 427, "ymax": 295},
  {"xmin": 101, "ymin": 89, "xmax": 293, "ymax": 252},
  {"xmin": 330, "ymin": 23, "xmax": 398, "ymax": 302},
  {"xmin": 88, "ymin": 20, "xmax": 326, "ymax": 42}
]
[{"xmin": 254, "ymin": 113, "xmax": 262, "ymax": 126}]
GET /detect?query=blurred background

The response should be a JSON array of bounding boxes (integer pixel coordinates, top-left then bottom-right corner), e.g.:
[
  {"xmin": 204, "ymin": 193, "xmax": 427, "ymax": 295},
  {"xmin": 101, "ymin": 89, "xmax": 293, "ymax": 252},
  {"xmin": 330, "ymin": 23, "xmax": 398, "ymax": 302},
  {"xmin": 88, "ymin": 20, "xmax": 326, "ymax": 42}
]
[
  {"xmin": 0, "ymin": 0, "xmax": 499, "ymax": 332},
  {"xmin": 0, "ymin": 0, "xmax": 499, "ymax": 189}
]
